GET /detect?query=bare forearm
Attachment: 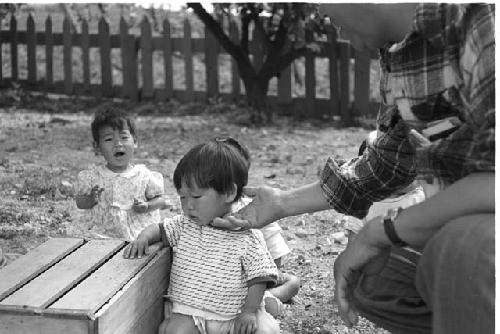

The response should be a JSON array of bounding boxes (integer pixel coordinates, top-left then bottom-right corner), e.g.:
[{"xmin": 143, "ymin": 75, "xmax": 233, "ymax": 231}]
[
  {"xmin": 280, "ymin": 181, "xmax": 331, "ymax": 219},
  {"xmin": 368, "ymin": 172, "xmax": 495, "ymax": 248},
  {"xmin": 147, "ymin": 196, "xmax": 170, "ymax": 211},
  {"xmin": 243, "ymin": 282, "xmax": 267, "ymax": 313},
  {"xmin": 138, "ymin": 223, "xmax": 163, "ymax": 245}
]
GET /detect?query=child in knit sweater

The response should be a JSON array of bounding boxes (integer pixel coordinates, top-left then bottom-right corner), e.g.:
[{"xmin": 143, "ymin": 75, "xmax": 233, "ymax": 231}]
[{"xmin": 124, "ymin": 137, "xmax": 280, "ymax": 334}]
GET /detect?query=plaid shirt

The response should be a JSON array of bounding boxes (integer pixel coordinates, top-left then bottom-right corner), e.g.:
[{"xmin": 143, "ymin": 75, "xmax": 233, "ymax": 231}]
[{"xmin": 320, "ymin": 4, "xmax": 495, "ymax": 219}]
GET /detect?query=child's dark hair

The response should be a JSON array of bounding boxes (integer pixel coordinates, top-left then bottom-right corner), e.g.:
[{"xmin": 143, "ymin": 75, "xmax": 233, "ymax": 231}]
[
  {"xmin": 173, "ymin": 137, "xmax": 250, "ymax": 201},
  {"xmin": 91, "ymin": 108, "xmax": 136, "ymax": 143}
]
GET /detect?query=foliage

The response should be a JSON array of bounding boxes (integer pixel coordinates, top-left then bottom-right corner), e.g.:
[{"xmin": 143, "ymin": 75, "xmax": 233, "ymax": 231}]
[{"xmin": 188, "ymin": 3, "xmax": 331, "ymax": 117}]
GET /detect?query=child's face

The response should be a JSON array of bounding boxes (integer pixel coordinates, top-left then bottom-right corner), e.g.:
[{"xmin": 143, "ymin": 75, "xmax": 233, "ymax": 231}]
[
  {"xmin": 95, "ymin": 125, "xmax": 137, "ymax": 172},
  {"xmin": 178, "ymin": 183, "xmax": 232, "ymax": 226}
]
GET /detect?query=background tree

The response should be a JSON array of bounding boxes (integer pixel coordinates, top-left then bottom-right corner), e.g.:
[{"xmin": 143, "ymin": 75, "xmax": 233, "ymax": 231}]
[{"xmin": 188, "ymin": 3, "xmax": 327, "ymax": 118}]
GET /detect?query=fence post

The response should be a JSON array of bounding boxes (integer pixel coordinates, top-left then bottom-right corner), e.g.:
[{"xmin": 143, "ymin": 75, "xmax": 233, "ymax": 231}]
[
  {"xmin": 162, "ymin": 18, "xmax": 173, "ymax": 101},
  {"xmin": 140, "ymin": 16, "xmax": 153, "ymax": 100},
  {"xmin": 183, "ymin": 19, "xmax": 193, "ymax": 102},
  {"xmin": 229, "ymin": 19, "xmax": 240, "ymax": 101},
  {"xmin": 45, "ymin": 16, "xmax": 53, "ymax": 90},
  {"xmin": 339, "ymin": 41, "xmax": 352, "ymax": 125},
  {"xmin": 354, "ymin": 49, "xmax": 371, "ymax": 118},
  {"xmin": 120, "ymin": 17, "xmax": 138, "ymax": 101},
  {"xmin": 205, "ymin": 24, "xmax": 218, "ymax": 100},
  {"xmin": 63, "ymin": 16, "xmax": 73, "ymax": 94},
  {"xmin": 98, "ymin": 17, "xmax": 112, "ymax": 97},
  {"xmin": 81, "ymin": 19, "xmax": 90, "ymax": 93},
  {"xmin": 10, "ymin": 15, "xmax": 17, "ymax": 81},
  {"xmin": 305, "ymin": 30, "xmax": 316, "ymax": 118},
  {"xmin": 327, "ymin": 25, "xmax": 339, "ymax": 118},
  {"xmin": 27, "ymin": 14, "xmax": 36, "ymax": 85},
  {"xmin": 0, "ymin": 17, "xmax": 2, "ymax": 82}
]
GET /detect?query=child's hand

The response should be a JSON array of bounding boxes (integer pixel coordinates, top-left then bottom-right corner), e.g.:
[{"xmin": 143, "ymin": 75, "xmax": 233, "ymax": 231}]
[
  {"xmin": 90, "ymin": 185, "xmax": 104, "ymax": 204},
  {"xmin": 133, "ymin": 198, "xmax": 149, "ymax": 213},
  {"xmin": 234, "ymin": 310, "xmax": 258, "ymax": 334},
  {"xmin": 123, "ymin": 236, "xmax": 149, "ymax": 259}
]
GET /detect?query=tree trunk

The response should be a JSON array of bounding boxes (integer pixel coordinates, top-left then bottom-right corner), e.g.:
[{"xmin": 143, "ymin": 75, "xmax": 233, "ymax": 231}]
[{"xmin": 240, "ymin": 73, "xmax": 273, "ymax": 123}]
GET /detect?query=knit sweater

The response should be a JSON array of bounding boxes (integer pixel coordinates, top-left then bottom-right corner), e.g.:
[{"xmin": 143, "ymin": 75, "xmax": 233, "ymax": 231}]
[{"xmin": 159, "ymin": 215, "xmax": 278, "ymax": 316}]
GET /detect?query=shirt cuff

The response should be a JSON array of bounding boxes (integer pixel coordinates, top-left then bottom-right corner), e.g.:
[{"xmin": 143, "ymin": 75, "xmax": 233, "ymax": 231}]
[
  {"xmin": 248, "ymin": 275, "xmax": 278, "ymax": 289},
  {"xmin": 158, "ymin": 223, "xmax": 168, "ymax": 247}
]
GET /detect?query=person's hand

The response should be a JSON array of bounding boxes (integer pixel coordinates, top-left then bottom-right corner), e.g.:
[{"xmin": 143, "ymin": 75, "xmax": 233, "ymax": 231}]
[
  {"xmin": 123, "ymin": 235, "xmax": 149, "ymax": 258},
  {"xmin": 133, "ymin": 198, "xmax": 149, "ymax": 213},
  {"xmin": 333, "ymin": 219, "xmax": 390, "ymax": 327},
  {"xmin": 211, "ymin": 186, "xmax": 283, "ymax": 230},
  {"xmin": 90, "ymin": 185, "xmax": 104, "ymax": 204},
  {"xmin": 233, "ymin": 310, "xmax": 258, "ymax": 334}
]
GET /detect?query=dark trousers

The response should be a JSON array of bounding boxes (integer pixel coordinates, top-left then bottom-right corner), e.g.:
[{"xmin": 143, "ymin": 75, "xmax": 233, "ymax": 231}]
[{"xmin": 352, "ymin": 214, "xmax": 494, "ymax": 334}]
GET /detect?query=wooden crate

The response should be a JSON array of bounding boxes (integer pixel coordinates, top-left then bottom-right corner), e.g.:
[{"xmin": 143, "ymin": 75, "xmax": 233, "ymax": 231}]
[{"xmin": 0, "ymin": 237, "xmax": 171, "ymax": 334}]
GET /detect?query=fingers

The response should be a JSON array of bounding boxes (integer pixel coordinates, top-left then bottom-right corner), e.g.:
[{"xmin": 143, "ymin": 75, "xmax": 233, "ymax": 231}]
[
  {"xmin": 122, "ymin": 242, "xmax": 148, "ymax": 258},
  {"xmin": 334, "ymin": 256, "xmax": 359, "ymax": 327}
]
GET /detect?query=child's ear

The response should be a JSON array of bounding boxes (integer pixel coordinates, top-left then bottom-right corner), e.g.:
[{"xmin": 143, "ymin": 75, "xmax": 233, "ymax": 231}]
[
  {"xmin": 224, "ymin": 183, "xmax": 238, "ymax": 203},
  {"xmin": 93, "ymin": 142, "xmax": 100, "ymax": 156}
]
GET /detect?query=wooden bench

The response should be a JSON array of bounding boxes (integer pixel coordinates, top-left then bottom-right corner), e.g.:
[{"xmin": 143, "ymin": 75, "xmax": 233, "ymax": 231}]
[{"xmin": 0, "ymin": 237, "xmax": 171, "ymax": 334}]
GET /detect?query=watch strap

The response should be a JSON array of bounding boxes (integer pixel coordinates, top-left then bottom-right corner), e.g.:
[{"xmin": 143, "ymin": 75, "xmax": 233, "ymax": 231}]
[{"xmin": 383, "ymin": 213, "xmax": 408, "ymax": 247}]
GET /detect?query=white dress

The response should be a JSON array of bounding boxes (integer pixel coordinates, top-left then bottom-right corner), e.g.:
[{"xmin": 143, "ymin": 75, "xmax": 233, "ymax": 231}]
[{"xmin": 74, "ymin": 164, "xmax": 164, "ymax": 240}]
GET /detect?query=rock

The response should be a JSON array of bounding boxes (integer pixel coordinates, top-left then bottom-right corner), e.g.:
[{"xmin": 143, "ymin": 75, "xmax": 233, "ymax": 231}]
[{"xmin": 332, "ymin": 231, "xmax": 347, "ymax": 244}]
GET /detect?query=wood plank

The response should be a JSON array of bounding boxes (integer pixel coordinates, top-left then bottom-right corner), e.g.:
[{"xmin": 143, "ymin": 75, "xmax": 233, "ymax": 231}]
[
  {"xmin": 162, "ymin": 18, "xmax": 173, "ymax": 100},
  {"xmin": 81, "ymin": 19, "xmax": 90, "ymax": 92},
  {"xmin": 205, "ymin": 25, "xmax": 218, "ymax": 99},
  {"xmin": 183, "ymin": 19, "xmax": 193, "ymax": 102},
  {"xmin": 0, "ymin": 18, "xmax": 2, "ymax": 81},
  {"xmin": 354, "ymin": 49, "xmax": 371, "ymax": 117},
  {"xmin": 123, "ymin": 296, "xmax": 164, "ymax": 334},
  {"xmin": 278, "ymin": 65, "xmax": 292, "ymax": 104},
  {"xmin": 120, "ymin": 17, "xmax": 131, "ymax": 99},
  {"xmin": 10, "ymin": 15, "xmax": 17, "ymax": 81},
  {"xmin": 96, "ymin": 248, "xmax": 171, "ymax": 334},
  {"xmin": 339, "ymin": 41, "xmax": 352, "ymax": 125},
  {"xmin": 140, "ymin": 17, "xmax": 153, "ymax": 100},
  {"xmin": 26, "ymin": 14, "xmax": 36, "ymax": 85},
  {"xmin": 63, "ymin": 16, "xmax": 73, "ymax": 94},
  {"xmin": 327, "ymin": 26, "xmax": 339, "ymax": 118},
  {"xmin": 44, "ymin": 16, "xmax": 53, "ymax": 88},
  {"xmin": 0, "ymin": 238, "xmax": 84, "ymax": 301},
  {"xmin": 1, "ymin": 239, "xmax": 124, "ymax": 309},
  {"xmin": 99, "ymin": 17, "xmax": 112, "ymax": 97},
  {"xmin": 50, "ymin": 244, "xmax": 163, "ymax": 313},
  {"xmin": 229, "ymin": 20, "xmax": 240, "ymax": 100},
  {"xmin": 305, "ymin": 30, "xmax": 318, "ymax": 117},
  {"xmin": 0, "ymin": 314, "xmax": 90, "ymax": 334}
]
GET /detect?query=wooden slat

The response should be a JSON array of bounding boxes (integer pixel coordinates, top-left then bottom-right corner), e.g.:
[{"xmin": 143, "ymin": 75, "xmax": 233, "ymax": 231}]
[
  {"xmin": 305, "ymin": 30, "xmax": 316, "ymax": 118},
  {"xmin": 10, "ymin": 15, "xmax": 17, "ymax": 81},
  {"xmin": 162, "ymin": 18, "xmax": 173, "ymax": 100},
  {"xmin": 278, "ymin": 65, "xmax": 292, "ymax": 104},
  {"xmin": 327, "ymin": 26, "xmax": 339, "ymax": 117},
  {"xmin": 99, "ymin": 17, "xmax": 112, "ymax": 97},
  {"xmin": 0, "ymin": 314, "xmax": 90, "ymax": 334},
  {"xmin": 119, "ymin": 17, "xmax": 130, "ymax": 99},
  {"xmin": 183, "ymin": 19, "xmax": 193, "ymax": 102},
  {"xmin": 205, "ymin": 25, "xmax": 218, "ymax": 99},
  {"xmin": 62, "ymin": 16, "xmax": 73, "ymax": 94},
  {"xmin": 81, "ymin": 19, "xmax": 90, "ymax": 92},
  {"xmin": 229, "ymin": 20, "xmax": 240, "ymax": 100},
  {"xmin": 354, "ymin": 49, "xmax": 371, "ymax": 116},
  {"xmin": 26, "ymin": 14, "xmax": 36, "ymax": 85},
  {"xmin": 44, "ymin": 16, "xmax": 53, "ymax": 88},
  {"xmin": 140, "ymin": 17, "xmax": 153, "ymax": 100},
  {"xmin": 0, "ymin": 238, "xmax": 84, "ymax": 301},
  {"xmin": 0, "ymin": 18, "xmax": 2, "ymax": 81},
  {"xmin": 50, "ymin": 244, "xmax": 163, "ymax": 313},
  {"xmin": 339, "ymin": 41, "xmax": 351, "ymax": 124},
  {"xmin": 1, "ymin": 239, "xmax": 124, "ymax": 310},
  {"xmin": 96, "ymin": 248, "xmax": 171, "ymax": 334}
]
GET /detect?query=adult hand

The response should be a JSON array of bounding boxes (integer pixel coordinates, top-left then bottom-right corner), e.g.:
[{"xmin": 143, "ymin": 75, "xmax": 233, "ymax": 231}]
[
  {"xmin": 211, "ymin": 186, "xmax": 283, "ymax": 230},
  {"xmin": 333, "ymin": 218, "xmax": 390, "ymax": 327},
  {"xmin": 233, "ymin": 310, "xmax": 258, "ymax": 334}
]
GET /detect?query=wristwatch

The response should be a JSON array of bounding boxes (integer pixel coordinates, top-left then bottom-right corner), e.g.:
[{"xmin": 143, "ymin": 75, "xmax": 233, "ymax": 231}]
[{"xmin": 382, "ymin": 207, "xmax": 408, "ymax": 247}]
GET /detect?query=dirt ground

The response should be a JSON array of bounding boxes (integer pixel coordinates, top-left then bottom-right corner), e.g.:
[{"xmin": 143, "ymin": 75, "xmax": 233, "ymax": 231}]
[{"xmin": 0, "ymin": 96, "xmax": 388, "ymax": 334}]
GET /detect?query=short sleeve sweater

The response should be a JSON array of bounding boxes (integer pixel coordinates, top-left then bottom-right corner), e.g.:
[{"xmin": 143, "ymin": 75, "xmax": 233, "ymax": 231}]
[{"xmin": 159, "ymin": 215, "xmax": 279, "ymax": 316}]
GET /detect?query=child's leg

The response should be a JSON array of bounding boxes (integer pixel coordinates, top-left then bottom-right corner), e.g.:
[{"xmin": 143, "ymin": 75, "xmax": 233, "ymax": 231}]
[{"xmin": 160, "ymin": 313, "xmax": 200, "ymax": 334}]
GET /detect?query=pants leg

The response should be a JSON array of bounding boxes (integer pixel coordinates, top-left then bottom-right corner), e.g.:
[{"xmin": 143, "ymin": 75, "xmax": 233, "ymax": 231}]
[
  {"xmin": 416, "ymin": 214, "xmax": 494, "ymax": 334},
  {"xmin": 352, "ymin": 248, "xmax": 432, "ymax": 334}
]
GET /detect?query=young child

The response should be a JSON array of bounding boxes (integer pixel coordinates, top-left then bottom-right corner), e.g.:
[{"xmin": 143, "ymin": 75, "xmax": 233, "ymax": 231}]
[
  {"xmin": 124, "ymin": 137, "xmax": 280, "ymax": 334},
  {"xmin": 74, "ymin": 108, "xmax": 169, "ymax": 241}
]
